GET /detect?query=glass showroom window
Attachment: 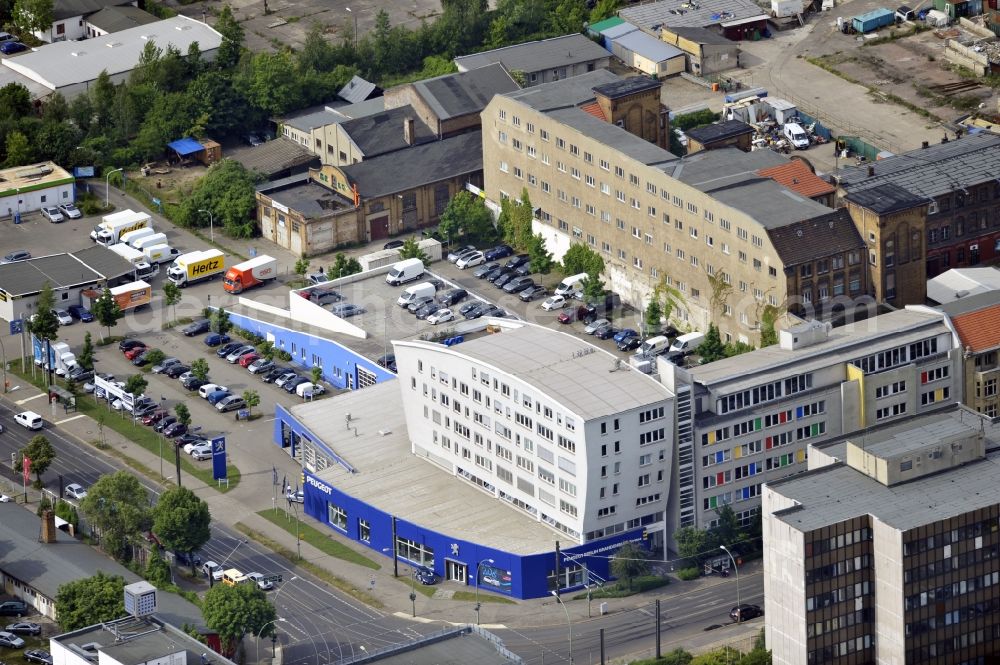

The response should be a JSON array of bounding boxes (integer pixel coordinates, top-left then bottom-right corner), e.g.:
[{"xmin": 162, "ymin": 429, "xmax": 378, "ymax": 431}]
[{"xmin": 328, "ymin": 502, "xmax": 348, "ymax": 530}]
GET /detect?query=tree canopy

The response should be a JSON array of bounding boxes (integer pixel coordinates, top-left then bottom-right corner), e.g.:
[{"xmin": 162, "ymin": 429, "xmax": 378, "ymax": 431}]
[
  {"xmin": 80, "ymin": 471, "xmax": 152, "ymax": 561},
  {"xmin": 202, "ymin": 582, "xmax": 277, "ymax": 647},
  {"xmin": 18, "ymin": 435, "xmax": 55, "ymax": 484},
  {"xmin": 438, "ymin": 190, "xmax": 495, "ymax": 246},
  {"xmin": 152, "ymin": 486, "xmax": 211, "ymax": 560},
  {"xmin": 56, "ymin": 572, "xmax": 126, "ymax": 631},
  {"xmin": 92, "ymin": 288, "xmax": 123, "ymax": 338}
]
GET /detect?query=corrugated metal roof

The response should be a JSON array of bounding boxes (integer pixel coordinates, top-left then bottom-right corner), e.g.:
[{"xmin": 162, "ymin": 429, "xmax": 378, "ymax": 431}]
[
  {"xmin": 338, "ymin": 75, "xmax": 380, "ymax": 104},
  {"xmin": 453, "ymin": 34, "xmax": 610, "ymax": 75},
  {"xmin": 620, "ymin": 0, "xmax": 767, "ymax": 30},
  {"xmin": 71, "ymin": 245, "xmax": 134, "ymax": 281},
  {"xmin": 0, "ymin": 253, "xmax": 102, "ymax": 296},
  {"xmin": 589, "ymin": 16, "xmax": 626, "ymax": 33},
  {"xmin": 412, "ymin": 63, "xmax": 519, "ymax": 121},
  {"xmin": 612, "ymin": 28, "xmax": 686, "ymax": 61}
]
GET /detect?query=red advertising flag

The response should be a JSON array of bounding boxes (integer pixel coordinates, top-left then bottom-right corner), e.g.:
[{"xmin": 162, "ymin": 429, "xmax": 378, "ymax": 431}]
[{"xmin": 22, "ymin": 456, "xmax": 31, "ymax": 485}]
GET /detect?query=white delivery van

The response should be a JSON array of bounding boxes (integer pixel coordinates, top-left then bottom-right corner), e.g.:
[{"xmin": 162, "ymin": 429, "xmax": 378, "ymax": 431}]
[
  {"xmin": 670, "ymin": 331, "xmax": 706, "ymax": 355},
  {"xmin": 555, "ymin": 272, "xmax": 588, "ymax": 296},
  {"xmin": 132, "ymin": 233, "xmax": 168, "ymax": 251},
  {"xmin": 120, "ymin": 227, "xmax": 156, "ymax": 247},
  {"xmin": 783, "ymin": 122, "xmax": 810, "ymax": 150},
  {"xmin": 397, "ymin": 282, "xmax": 436, "ymax": 307},
  {"xmin": 639, "ymin": 335, "xmax": 671, "ymax": 357},
  {"xmin": 144, "ymin": 244, "xmax": 181, "ymax": 264},
  {"xmin": 385, "ymin": 258, "xmax": 425, "ymax": 286},
  {"xmin": 15, "ymin": 411, "xmax": 43, "ymax": 430}
]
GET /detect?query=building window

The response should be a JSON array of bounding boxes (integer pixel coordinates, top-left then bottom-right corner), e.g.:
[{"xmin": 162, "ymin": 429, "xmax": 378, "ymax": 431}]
[
  {"xmin": 358, "ymin": 518, "xmax": 371, "ymax": 542},
  {"xmin": 328, "ymin": 502, "xmax": 348, "ymax": 530}
]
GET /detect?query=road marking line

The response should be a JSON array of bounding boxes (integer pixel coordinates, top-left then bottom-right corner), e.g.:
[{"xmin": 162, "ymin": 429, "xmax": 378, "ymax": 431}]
[
  {"xmin": 55, "ymin": 414, "xmax": 87, "ymax": 425},
  {"xmin": 16, "ymin": 393, "xmax": 46, "ymax": 405}
]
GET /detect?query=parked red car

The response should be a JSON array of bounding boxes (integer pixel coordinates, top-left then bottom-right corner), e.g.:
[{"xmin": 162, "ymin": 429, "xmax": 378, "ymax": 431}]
[
  {"xmin": 124, "ymin": 345, "xmax": 148, "ymax": 360},
  {"xmin": 238, "ymin": 352, "xmax": 260, "ymax": 368},
  {"xmin": 142, "ymin": 409, "xmax": 168, "ymax": 426}
]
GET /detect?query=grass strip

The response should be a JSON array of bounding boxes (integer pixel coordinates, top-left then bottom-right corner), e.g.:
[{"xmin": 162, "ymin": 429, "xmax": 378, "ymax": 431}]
[
  {"xmin": 9, "ymin": 359, "xmax": 241, "ymax": 491},
  {"xmin": 234, "ymin": 522, "xmax": 384, "ymax": 609},
  {"xmin": 257, "ymin": 508, "xmax": 379, "ymax": 570},
  {"xmin": 452, "ymin": 590, "xmax": 516, "ymax": 605}
]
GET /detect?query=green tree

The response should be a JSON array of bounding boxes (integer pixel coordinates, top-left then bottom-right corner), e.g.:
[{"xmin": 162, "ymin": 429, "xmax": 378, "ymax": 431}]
[
  {"xmin": 78, "ymin": 332, "xmax": 94, "ymax": 371},
  {"xmin": 257, "ymin": 341, "xmax": 275, "ymax": 361},
  {"xmin": 124, "ymin": 374, "xmax": 148, "ymax": 397},
  {"xmin": 438, "ymin": 190, "xmax": 494, "ymax": 245},
  {"xmin": 214, "ymin": 4, "xmax": 244, "ymax": 70},
  {"xmin": 294, "ymin": 257, "xmax": 310, "ymax": 278},
  {"xmin": 189, "ymin": 358, "xmax": 210, "ymax": 382},
  {"xmin": 92, "ymin": 287, "xmax": 124, "ymax": 338},
  {"xmin": 143, "ymin": 349, "xmax": 167, "ymax": 369},
  {"xmin": 202, "ymin": 582, "xmax": 276, "ymax": 651},
  {"xmin": 645, "ymin": 299, "xmax": 663, "ymax": 335},
  {"xmin": 4, "ymin": 130, "xmax": 33, "ymax": 167},
  {"xmin": 174, "ymin": 403, "xmax": 191, "ymax": 428},
  {"xmin": 581, "ymin": 274, "xmax": 606, "ymax": 302},
  {"xmin": 497, "ymin": 190, "xmax": 534, "ymax": 250},
  {"xmin": 526, "ymin": 233, "xmax": 554, "ymax": 274},
  {"xmin": 697, "ymin": 324, "xmax": 727, "ymax": 363},
  {"xmin": 310, "ymin": 365, "xmax": 322, "ymax": 385},
  {"xmin": 163, "ymin": 281, "xmax": 182, "ymax": 321},
  {"xmin": 674, "ymin": 526, "xmax": 709, "ymax": 567},
  {"xmin": 17, "ymin": 435, "xmax": 55, "ymax": 484},
  {"xmin": 80, "ymin": 471, "xmax": 152, "ymax": 561},
  {"xmin": 89, "ymin": 71, "xmax": 117, "ymax": 132},
  {"xmin": 759, "ymin": 304, "xmax": 780, "ymax": 347},
  {"xmin": 235, "ymin": 50, "xmax": 303, "ymax": 116},
  {"xmin": 55, "ymin": 572, "xmax": 126, "ymax": 631},
  {"xmin": 176, "ymin": 160, "xmax": 262, "ymax": 238},
  {"xmin": 561, "ymin": 243, "xmax": 605, "ymax": 278},
  {"xmin": 610, "ymin": 542, "xmax": 651, "ymax": 591},
  {"xmin": 13, "ymin": 0, "xmax": 53, "ymax": 36},
  {"xmin": 28, "ymin": 282, "xmax": 60, "ymax": 342},
  {"xmin": 0, "ymin": 83, "xmax": 32, "ymax": 122},
  {"xmin": 328, "ymin": 253, "xmax": 362, "ymax": 278},
  {"xmin": 152, "ymin": 486, "xmax": 211, "ymax": 574},
  {"xmin": 397, "ymin": 238, "xmax": 430, "ymax": 266},
  {"xmin": 145, "ymin": 549, "xmax": 171, "ymax": 588},
  {"xmin": 212, "ymin": 307, "xmax": 232, "ymax": 336},
  {"xmin": 242, "ymin": 389, "xmax": 260, "ymax": 415},
  {"xmin": 589, "ymin": 0, "xmax": 620, "ymax": 23},
  {"xmin": 712, "ymin": 505, "xmax": 742, "ymax": 553}
]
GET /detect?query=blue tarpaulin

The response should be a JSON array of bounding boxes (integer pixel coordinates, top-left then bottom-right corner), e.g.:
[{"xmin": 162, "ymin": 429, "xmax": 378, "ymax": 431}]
[{"xmin": 167, "ymin": 137, "xmax": 204, "ymax": 156}]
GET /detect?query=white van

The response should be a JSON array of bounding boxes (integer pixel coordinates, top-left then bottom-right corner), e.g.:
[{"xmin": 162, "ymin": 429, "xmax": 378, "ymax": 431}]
[
  {"xmin": 385, "ymin": 258, "xmax": 425, "ymax": 286},
  {"xmin": 555, "ymin": 272, "xmax": 588, "ymax": 296},
  {"xmin": 120, "ymin": 227, "xmax": 156, "ymax": 247},
  {"xmin": 639, "ymin": 335, "xmax": 671, "ymax": 357},
  {"xmin": 670, "ymin": 331, "xmax": 706, "ymax": 355},
  {"xmin": 15, "ymin": 411, "xmax": 43, "ymax": 430},
  {"xmin": 397, "ymin": 282, "xmax": 436, "ymax": 307},
  {"xmin": 132, "ymin": 233, "xmax": 168, "ymax": 251},
  {"xmin": 783, "ymin": 122, "xmax": 810, "ymax": 150}
]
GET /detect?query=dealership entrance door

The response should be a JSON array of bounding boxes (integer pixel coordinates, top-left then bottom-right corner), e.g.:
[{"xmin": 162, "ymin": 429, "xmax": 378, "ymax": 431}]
[{"xmin": 446, "ymin": 560, "xmax": 467, "ymax": 584}]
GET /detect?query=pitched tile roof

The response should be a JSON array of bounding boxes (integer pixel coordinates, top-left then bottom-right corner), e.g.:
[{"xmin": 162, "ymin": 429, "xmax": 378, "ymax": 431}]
[
  {"xmin": 757, "ymin": 159, "xmax": 836, "ymax": 199},
  {"xmin": 766, "ymin": 208, "xmax": 865, "ymax": 267},
  {"xmin": 579, "ymin": 101, "xmax": 606, "ymax": 120},
  {"xmin": 951, "ymin": 305, "xmax": 1000, "ymax": 352},
  {"xmin": 844, "ymin": 182, "xmax": 929, "ymax": 214}
]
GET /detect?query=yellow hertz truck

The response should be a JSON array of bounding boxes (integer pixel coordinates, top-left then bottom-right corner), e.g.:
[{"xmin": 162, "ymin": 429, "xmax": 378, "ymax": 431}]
[{"xmin": 166, "ymin": 249, "xmax": 225, "ymax": 287}]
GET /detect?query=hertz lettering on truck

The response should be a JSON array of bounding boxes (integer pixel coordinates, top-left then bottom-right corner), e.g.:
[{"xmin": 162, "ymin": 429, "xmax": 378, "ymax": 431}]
[
  {"xmin": 120, "ymin": 221, "xmax": 148, "ymax": 235},
  {"xmin": 187, "ymin": 259, "xmax": 222, "ymax": 278}
]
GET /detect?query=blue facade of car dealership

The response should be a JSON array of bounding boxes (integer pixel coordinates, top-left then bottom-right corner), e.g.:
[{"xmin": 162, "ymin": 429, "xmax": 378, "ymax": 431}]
[
  {"xmin": 225, "ymin": 310, "xmax": 395, "ymax": 390},
  {"xmin": 273, "ymin": 403, "xmax": 647, "ymax": 600}
]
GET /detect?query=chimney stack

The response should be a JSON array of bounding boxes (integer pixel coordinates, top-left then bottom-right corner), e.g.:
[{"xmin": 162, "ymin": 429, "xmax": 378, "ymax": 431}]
[
  {"xmin": 867, "ymin": 165, "xmax": 875, "ymax": 177},
  {"xmin": 40, "ymin": 510, "xmax": 57, "ymax": 543},
  {"xmin": 922, "ymin": 140, "xmax": 929, "ymax": 149},
  {"xmin": 403, "ymin": 117, "xmax": 415, "ymax": 146}
]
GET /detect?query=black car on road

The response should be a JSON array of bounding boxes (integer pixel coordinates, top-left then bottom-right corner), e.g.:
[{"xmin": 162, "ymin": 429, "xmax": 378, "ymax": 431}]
[{"xmin": 730, "ymin": 604, "xmax": 763, "ymax": 622}]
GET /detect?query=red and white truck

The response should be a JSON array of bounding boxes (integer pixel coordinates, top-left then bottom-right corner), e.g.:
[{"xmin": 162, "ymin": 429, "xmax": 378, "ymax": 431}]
[{"xmin": 223, "ymin": 255, "xmax": 277, "ymax": 294}]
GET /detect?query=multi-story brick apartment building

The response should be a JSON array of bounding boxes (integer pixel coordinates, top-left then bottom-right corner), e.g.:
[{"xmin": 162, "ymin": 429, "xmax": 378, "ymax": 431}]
[
  {"xmin": 659, "ymin": 307, "xmax": 961, "ymax": 530},
  {"xmin": 482, "ymin": 70, "xmax": 872, "ymax": 343},
  {"xmin": 764, "ymin": 405, "xmax": 1000, "ymax": 665},
  {"xmin": 838, "ymin": 133, "xmax": 1000, "ymax": 285}
]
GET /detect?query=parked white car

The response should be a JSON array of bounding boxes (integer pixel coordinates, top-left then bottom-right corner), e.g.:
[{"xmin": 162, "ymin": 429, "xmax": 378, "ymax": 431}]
[
  {"xmin": 64, "ymin": 483, "xmax": 88, "ymax": 500},
  {"xmin": 427, "ymin": 308, "xmax": 454, "ymax": 325},
  {"xmin": 59, "ymin": 202, "xmax": 82, "ymax": 219},
  {"xmin": 541, "ymin": 295, "xmax": 567, "ymax": 311},
  {"xmin": 52, "ymin": 309, "xmax": 73, "ymax": 325},
  {"xmin": 245, "ymin": 572, "xmax": 274, "ymax": 591},
  {"xmin": 199, "ymin": 384, "xmax": 228, "ymax": 400},
  {"xmin": 456, "ymin": 251, "xmax": 485, "ymax": 269},
  {"xmin": 189, "ymin": 442, "xmax": 213, "ymax": 460},
  {"xmin": 40, "ymin": 206, "xmax": 64, "ymax": 223}
]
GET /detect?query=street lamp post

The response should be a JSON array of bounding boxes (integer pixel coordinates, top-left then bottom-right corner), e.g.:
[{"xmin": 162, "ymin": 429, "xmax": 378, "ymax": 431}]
[
  {"xmin": 255, "ymin": 618, "xmax": 286, "ymax": 663},
  {"xmin": 474, "ymin": 557, "xmax": 494, "ymax": 625},
  {"xmin": 345, "ymin": 7, "xmax": 358, "ymax": 48},
  {"xmin": 550, "ymin": 591, "xmax": 573, "ymax": 664},
  {"xmin": 198, "ymin": 209, "xmax": 215, "ymax": 242},
  {"xmin": 105, "ymin": 167, "xmax": 124, "ymax": 207},
  {"xmin": 720, "ymin": 545, "xmax": 742, "ymax": 622}
]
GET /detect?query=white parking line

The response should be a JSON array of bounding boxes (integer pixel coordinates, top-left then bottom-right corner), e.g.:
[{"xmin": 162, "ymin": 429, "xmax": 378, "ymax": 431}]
[
  {"xmin": 55, "ymin": 414, "xmax": 87, "ymax": 426},
  {"xmin": 15, "ymin": 393, "xmax": 46, "ymax": 405}
]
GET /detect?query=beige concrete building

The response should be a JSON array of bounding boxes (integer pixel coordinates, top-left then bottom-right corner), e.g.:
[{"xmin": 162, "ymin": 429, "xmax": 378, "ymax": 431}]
[
  {"xmin": 482, "ymin": 70, "xmax": 858, "ymax": 344},
  {"xmin": 763, "ymin": 405, "xmax": 1000, "ymax": 665}
]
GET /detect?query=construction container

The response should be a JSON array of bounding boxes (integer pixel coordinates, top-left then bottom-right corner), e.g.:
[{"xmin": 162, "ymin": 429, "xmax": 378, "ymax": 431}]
[{"xmin": 852, "ymin": 7, "xmax": 895, "ymax": 32}]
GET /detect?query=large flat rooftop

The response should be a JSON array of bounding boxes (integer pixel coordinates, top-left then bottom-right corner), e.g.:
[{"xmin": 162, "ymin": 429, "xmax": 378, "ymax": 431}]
[
  {"xmin": 772, "ymin": 409, "xmax": 1000, "ymax": 533},
  {"xmin": 298, "ymin": 381, "xmax": 564, "ymax": 555},
  {"xmin": 54, "ymin": 616, "xmax": 235, "ymax": 665}
]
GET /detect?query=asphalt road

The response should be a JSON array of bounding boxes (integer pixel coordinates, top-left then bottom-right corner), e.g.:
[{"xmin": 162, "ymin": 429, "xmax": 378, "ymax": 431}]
[{"xmin": 0, "ymin": 400, "xmax": 432, "ymax": 664}]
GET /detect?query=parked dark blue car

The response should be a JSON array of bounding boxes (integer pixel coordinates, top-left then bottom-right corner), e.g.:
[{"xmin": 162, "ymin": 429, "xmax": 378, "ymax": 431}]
[
  {"xmin": 204, "ymin": 333, "xmax": 232, "ymax": 347},
  {"xmin": 483, "ymin": 244, "xmax": 514, "ymax": 261},
  {"xmin": 67, "ymin": 304, "xmax": 94, "ymax": 322}
]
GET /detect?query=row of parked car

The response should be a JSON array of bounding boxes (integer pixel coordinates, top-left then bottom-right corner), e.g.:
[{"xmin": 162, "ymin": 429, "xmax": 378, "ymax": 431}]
[
  {"xmin": 201, "ymin": 330, "xmax": 327, "ymax": 398},
  {"xmin": 0, "ymin": 597, "xmax": 51, "ymax": 663}
]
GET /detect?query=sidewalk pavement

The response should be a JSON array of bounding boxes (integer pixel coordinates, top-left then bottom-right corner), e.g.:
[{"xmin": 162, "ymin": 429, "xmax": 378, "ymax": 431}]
[{"xmin": 4, "ymin": 376, "xmax": 759, "ymax": 636}]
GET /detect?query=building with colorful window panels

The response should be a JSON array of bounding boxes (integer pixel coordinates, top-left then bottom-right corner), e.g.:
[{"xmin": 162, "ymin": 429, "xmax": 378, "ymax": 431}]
[
  {"xmin": 763, "ymin": 404, "xmax": 1000, "ymax": 664},
  {"xmin": 658, "ymin": 306, "xmax": 962, "ymax": 531},
  {"xmin": 273, "ymin": 320, "xmax": 675, "ymax": 599}
]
